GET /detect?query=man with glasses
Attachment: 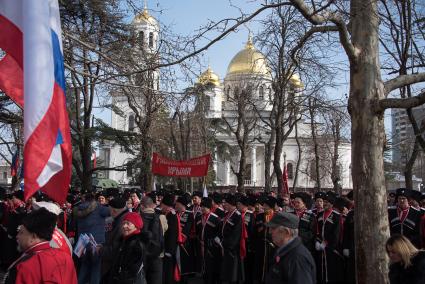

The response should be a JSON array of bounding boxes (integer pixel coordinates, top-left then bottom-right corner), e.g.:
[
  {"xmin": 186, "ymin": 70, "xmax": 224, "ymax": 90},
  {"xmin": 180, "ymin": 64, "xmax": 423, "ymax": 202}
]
[{"xmin": 5, "ymin": 208, "xmax": 77, "ymax": 283}]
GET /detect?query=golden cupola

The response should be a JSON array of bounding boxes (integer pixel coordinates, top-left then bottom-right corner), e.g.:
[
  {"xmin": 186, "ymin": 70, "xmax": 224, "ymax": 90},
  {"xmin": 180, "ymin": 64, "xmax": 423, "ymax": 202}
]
[
  {"xmin": 133, "ymin": 6, "xmax": 158, "ymax": 26},
  {"xmin": 226, "ymin": 35, "xmax": 270, "ymax": 76},
  {"xmin": 197, "ymin": 66, "xmax": 221, "ymax": 87},
  {"xmin": 289, "ymin": 73, "xmax": 304, "ymax": 88}
]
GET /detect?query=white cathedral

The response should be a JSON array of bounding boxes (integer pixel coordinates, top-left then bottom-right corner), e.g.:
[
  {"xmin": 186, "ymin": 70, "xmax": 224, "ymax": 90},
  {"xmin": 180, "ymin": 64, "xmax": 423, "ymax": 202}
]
[{"xmin": 100, "ymin": 7, "xmax": 353, "ymax": 191}]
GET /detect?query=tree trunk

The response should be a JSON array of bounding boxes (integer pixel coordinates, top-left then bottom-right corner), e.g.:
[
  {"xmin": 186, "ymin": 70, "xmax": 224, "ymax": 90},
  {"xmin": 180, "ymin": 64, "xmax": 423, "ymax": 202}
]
[
  {"xmin": 293, "ymin": 123, "xmax": 302, "ymax": 191},
  {"xmin": 331, "ymin": 120, "xmax": 341, "ymax": 194},
  {"xmin": 349, "ymin": 1, "xmax": 389, "ymax": 283},
  {"xmin": 308, "ymin": 98, "xmax": 321, "ymax": 189},
  {"xmin": 404, "ymin": 139, "xmax": 419, "ymax": 190},
  {"xmin": 236, "ymin": 148, "xmax": 246, "ymax": 193},
  {"xmin": 264, "ymin": 131, "xmax": 275, "ymax": 192}
]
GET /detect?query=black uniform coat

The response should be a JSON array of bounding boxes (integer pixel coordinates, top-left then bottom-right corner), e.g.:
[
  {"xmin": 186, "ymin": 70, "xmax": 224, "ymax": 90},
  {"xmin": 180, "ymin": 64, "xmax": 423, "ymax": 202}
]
[
  {"xmin": 178, "ymin": 209, "xmax": 196, "ymax": 275},
  {"xmin": 315, "ymin": 209, "xmax": 344, "ymax": 284},
  {"xmin": 342, "ymin": 209, "xmax": 355, "ymax": 284},
  {"xmin": 164, "ymin": 209, "xmax": 178, "ymax": 284},
  {"xmin": 252, "ymin": 211, "xmax": 277, "ymax": 282},
  {"xmin": 265, "ymin": 237, "xmax": 316, "ymax": 284},
  {"xmin": 189, "ymin": 205, "xmax": 203, "ymax": 273},
  {"xmin": 388, "ymin": 206, "xmax": 423, "ymax": 248},
  {"xmin": 389, "ymin": 251, "xmax": 425, "ymax": 284},
  {"xmin": 195, "ymin": 212, "xmax": 221, "ymax": 284},
  {"xmin": 292, "ymin": 210, "xmax": 315, "ymax": 253},
  {"xmin": 219, "ymin": 208, "xmax": 244, "ymax": 282}
]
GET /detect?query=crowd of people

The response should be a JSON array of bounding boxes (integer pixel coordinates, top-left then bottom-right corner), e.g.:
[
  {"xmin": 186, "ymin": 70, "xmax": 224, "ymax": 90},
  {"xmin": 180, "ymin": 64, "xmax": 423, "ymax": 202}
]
[{"xmin": 0, "ymin": 186, "xmax": 425, "ymax": 284}]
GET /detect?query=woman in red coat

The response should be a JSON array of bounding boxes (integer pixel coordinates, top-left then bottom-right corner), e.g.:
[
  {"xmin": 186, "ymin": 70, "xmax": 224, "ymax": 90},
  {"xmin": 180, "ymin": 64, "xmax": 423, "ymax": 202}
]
[{"xmin": 5, "ymin": 208, "xmax": 77, "ymax": 284}]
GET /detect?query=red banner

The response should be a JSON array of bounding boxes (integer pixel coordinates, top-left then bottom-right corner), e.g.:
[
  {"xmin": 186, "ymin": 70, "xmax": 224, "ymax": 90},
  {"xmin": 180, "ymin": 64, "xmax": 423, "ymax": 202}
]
[{"xmin": 151, "ymin": 153, "xmax": 210, "ymax": 177}]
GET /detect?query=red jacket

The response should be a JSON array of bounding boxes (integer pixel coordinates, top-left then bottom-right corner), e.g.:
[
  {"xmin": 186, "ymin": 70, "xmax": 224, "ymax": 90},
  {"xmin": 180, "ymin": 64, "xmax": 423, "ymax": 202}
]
[{"xmin": 6, "ymin": 241, "xmax": 77, "ymax": 284}]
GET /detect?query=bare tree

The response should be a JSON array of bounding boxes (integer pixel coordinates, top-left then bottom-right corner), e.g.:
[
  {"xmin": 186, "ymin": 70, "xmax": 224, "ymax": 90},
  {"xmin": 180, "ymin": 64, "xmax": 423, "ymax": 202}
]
[
  {"xmin": 286, "ymin": 0, "xmax": 425, "ymax": 282},
  {"xmin": 379, "ymin": 0, "xmax": 425, "ymax": 188}
]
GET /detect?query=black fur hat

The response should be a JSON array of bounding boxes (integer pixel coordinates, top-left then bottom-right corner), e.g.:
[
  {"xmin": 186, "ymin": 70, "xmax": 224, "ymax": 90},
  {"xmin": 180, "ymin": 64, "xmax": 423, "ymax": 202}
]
[
  {"xmin": 201, "ymin": 197, "xmax": 213, "ymax": 209},
  {"xmin": 161, "ymin": 193, "xmax": 175, "ymax": 207},
  {"xmin": 22, "ymin": 207, "xmax": 57, "ymax": 241},
  {"xmin": 223, "ymin": 194, "xmax": 237, "ymax": 206}
]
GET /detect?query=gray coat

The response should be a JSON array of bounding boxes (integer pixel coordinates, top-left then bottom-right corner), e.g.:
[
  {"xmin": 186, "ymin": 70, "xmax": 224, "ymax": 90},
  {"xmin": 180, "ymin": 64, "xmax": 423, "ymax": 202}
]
[{"xmin": 265, "ymin": 237, "xmax": 316, "ymax": 284}]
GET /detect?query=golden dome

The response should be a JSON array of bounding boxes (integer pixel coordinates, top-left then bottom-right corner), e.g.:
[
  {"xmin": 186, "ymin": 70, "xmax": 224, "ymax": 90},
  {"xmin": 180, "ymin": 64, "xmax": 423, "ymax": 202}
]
[
  {"xmin": 197, "ymin": 66, "xmax": 220, "ymax": 87},
  {"xmin": 226, "ymin": 35, "xmax": 270, "ymax": 76},
  {"xmin": 133, "ymin": 8, "xmax": 158, "ymax": 26},
  {"xmin": 289, "ymin": 73, "xmax": 304, "ymax": 88}
]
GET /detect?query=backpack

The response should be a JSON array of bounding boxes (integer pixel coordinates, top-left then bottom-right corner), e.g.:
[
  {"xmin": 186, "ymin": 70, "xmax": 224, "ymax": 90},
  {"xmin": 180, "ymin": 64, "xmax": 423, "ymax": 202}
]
[{"xmin": 141, "ymin": 212, "xmax": 164, "ymax": 258}]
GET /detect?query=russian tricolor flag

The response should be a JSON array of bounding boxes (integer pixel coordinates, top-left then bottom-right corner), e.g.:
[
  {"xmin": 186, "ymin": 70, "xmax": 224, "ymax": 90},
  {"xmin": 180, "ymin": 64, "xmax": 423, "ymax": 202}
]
[{"xmin": 0, "ymin": 0, "xmax": 71, "ymax": 204}]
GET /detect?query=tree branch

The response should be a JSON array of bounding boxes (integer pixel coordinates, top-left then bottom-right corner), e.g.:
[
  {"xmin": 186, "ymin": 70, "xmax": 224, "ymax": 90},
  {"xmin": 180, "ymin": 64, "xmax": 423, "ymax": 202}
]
[
  {"xmin": 378, "ymin": 90, "xmax": 425, "ymax": 111},
  {"xmin": 289, "ymin": 0, "xmax": 358, "ymax": 63},
  {"xmin": 383, "ymin": 72, "xmax": 425, "ymax": 95}
]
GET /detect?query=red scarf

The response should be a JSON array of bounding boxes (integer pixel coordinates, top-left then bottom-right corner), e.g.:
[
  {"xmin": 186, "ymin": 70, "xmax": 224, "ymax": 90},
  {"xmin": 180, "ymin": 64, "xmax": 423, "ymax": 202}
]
[
  {"xmin": 240, "ymin": 210, "xmax": 248, "ymax": 259},
  {"xmin": 123, "ymin": 229, "xmax": 140, "ymax": 240},
  {"xmin": 175, "ymin": 212, "xmax": 184, "ymax": 244}
]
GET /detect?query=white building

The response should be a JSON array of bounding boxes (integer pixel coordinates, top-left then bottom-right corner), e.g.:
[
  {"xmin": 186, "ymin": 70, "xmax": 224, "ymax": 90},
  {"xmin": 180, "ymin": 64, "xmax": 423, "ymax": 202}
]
[
  {"xmin": 102, "ymin": 8, "xmax": 353, "ymax": 190},
  {"xmin": 100, "ymin": 6, "xmax": 160, "ymax": 184},
  {"xmin": 196, "ymin": 36, "xmax": 352, "ymax": 190}
]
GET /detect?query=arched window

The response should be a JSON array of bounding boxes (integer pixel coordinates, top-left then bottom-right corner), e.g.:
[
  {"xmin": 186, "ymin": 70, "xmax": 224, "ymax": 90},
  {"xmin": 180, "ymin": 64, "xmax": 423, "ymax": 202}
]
[
  {"xmin": 225, "ymin": 87, "xmax": 231, "ymax": 101},
  {"xmin": 259, "ymin": 85, "xmax": 264, "ymax": 100},
  {"xmin": 287, "ymin": 163, "xmax": 294, "ymax": 179},
  {"xmin": 267, "ymin": 87, "xmax": 272, "ymax": 100},
  {"xmin": 149, "ymin": 32, "xmax": 154, "ymax": 48},
  {"xmin": 128, "ymin": 114, "xmax": 135, "ymax": 132},
  {"xmin": 234, "ymin": 87, "xmax": 239, "ymax": 98},
  {"xmin": 310, "ymin": 162, "xmax": 317, "ymax": 181},
  {"xmin": 138, "ymin": 31, "xmax": 144, "ymax": 45},
  {"xmin": 127, "ymin": 164, "xmax": 133, "ymax": 177}
]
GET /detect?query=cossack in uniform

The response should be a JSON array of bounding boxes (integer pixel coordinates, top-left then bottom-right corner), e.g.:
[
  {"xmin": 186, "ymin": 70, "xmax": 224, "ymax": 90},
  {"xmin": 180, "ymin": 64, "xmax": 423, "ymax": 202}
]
[
  {"xmin": 388, "ymin": 205, "xmax": 422, "ymax": 248},
  {"xmin": 219, "ymin": 208, "xmax": 244, "ymax": 283},
  {"xmin": 252, "ymin": 210, "xmax": 277, "ymax": 283},
  {"xmin": 315, "ymin": 208, "xmax": 345, "ymax": 284},
  {"xmin": 195, "ymin": 211, "xmax": 221, "ymax": 284},
  {"xmin": 177, "ymin": 208, "xmax": 197, "ymax": 277}
]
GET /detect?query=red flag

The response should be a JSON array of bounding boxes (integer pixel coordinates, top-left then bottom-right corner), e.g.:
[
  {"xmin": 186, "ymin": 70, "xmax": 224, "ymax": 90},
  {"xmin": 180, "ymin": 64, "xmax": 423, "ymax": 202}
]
[{"xmin": 282, "ymin": 164, "xmax": 289, "ymax": 195}]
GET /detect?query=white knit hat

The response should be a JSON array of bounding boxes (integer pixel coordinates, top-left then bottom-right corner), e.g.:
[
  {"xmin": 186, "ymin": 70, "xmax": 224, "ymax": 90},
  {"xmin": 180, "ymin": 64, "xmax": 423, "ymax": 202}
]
[{"xmin": 32, "ymin": 201, "xmax": 62, "ymax": 216}]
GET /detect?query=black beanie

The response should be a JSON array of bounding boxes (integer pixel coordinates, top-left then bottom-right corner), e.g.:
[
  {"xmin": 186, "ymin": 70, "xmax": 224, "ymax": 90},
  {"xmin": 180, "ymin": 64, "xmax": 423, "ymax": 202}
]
[{"xmin": 109, "ymin": 197, "xmax": 127, "ymax": 209}]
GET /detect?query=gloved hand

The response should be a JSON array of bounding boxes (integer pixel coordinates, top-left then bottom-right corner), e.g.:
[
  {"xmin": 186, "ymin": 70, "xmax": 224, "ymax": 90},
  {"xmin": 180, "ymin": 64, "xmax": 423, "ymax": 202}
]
[
  {"xmin": 315, "ymin": 241, "xmax": 326, "ymax": 251},
  {"xmin": 214, "ymin": 236, "xmax": 222, "ymax": 246},
  {"xmin": 343, "ymin": 249, "xmax": 350, "ymax": 257}
]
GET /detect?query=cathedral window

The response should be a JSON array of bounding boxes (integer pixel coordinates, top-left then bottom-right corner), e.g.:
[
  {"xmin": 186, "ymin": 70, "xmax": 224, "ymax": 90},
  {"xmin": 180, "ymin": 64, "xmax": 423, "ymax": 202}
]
[
  {"xmin": 259, "ymin": 86, "xmax": 264, "ymax": 100},
  {"xmin": 310, "ymin": 162, "xmax": 318, "ymax": 181},
  {"xmin": 225, "ymin": 87, "xmax": 230, "ymax": 101},
  {"xmin": 234, "ymin": 87, "xmax": 239, "ymax": 98},
  {"xmin": 128, "ymin": 114, "xmax": 135, "ymax": 132},
  {"xmin": 287, "ymin": 163, "xmax": 294, "ymax": 179},
  {"xmin": 138, "ymin": 31, "xmax": 144, "ymax": 46},
  {"xmin": 127, "ymin": 164, "xmax": 133, "ymax": 177},
  {"xmin": 149, "ymin": 32, "xmax": 154, "ymax": 48}
]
